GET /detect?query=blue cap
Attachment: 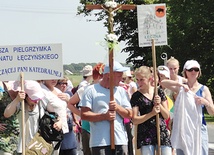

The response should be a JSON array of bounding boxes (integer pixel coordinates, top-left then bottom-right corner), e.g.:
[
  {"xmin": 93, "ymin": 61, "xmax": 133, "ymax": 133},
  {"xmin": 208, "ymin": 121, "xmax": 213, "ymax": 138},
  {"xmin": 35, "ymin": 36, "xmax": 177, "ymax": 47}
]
[{"xmin": 103, "ymin": 61, "xmax": 129, "ymax": 74}]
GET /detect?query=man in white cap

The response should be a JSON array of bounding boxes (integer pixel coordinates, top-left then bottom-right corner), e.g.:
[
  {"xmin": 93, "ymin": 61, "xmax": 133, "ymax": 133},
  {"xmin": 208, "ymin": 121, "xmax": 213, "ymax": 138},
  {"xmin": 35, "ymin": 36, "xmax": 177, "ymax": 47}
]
[
  {"xmin": 78, "ymin": 65, "xmax": 93, "ymax": 90},
  {"xmin": 80, "ymin": 61, "xmax": 132, "ymax": 155}
]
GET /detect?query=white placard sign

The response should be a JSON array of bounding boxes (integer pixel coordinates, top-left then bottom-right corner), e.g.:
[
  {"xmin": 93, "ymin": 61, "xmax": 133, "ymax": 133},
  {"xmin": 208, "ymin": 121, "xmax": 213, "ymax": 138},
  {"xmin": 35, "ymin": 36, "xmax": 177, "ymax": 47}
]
[
  {"xmin": 137, "ymin": 4, "xmax": 167, "ymax": 47},
  {"xmin": 0, "ymin": 43, "xmax": 63, "ymax": 81}
]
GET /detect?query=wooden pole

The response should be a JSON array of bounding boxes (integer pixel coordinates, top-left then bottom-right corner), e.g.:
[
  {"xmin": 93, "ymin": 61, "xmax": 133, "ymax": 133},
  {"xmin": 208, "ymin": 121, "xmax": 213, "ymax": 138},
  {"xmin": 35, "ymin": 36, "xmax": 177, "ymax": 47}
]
[
  {"xmin": 107, "ymin": 6, "xmax": 115, "ymax": 149},
  {"xmin": 109, "ymin": 49, "xmax": 115, "ymax": 149},
  {"xmin": 86, "ymin": 4, "xmax": 136, "ymax": 10},
  {"xmin": 133, "ymin": 125, "xmax": 141, "ymax": 155},
  {"xmin": 20, "ymin": 72, "xmax": 25, "ymax": 155},
  {"xmin": 85, "ymin": 3, "xmax": 136, "ymax": 150},
  {"xmin": 152, "ymin": 39, "xmax": 161, "ymax": 155}
]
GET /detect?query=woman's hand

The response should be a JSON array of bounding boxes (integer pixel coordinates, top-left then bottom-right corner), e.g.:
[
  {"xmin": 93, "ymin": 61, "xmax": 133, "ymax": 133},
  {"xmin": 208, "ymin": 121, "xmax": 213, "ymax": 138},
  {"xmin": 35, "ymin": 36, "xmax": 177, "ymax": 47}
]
[
  {"xmin": 181, "ymin": 84, "xmax": 189, "ymax": 92},
  {"xmin": 0, "ymin": 123, "xmax": 7, "ymax": 132},
  {"xmin": 151, "ymin": 104, "xmax": 161, "ymax": 116},
  {"xmin": 17, "ymin": 90, "xmax": 26, "ymax": 101},
  {"xmin": 53, "ymin": 119, "xmax": 62, "ymax": 131},
  {"xmin": 57, "ymin": 93, "xmax": 70, "ymax": 102},
  {"xmin": 195, "ymin": 95, "xmax": 210, "ymax": 107},
  {"xmin": 154, "ymin": 95, "xmax": 161, "ymax": 105}
]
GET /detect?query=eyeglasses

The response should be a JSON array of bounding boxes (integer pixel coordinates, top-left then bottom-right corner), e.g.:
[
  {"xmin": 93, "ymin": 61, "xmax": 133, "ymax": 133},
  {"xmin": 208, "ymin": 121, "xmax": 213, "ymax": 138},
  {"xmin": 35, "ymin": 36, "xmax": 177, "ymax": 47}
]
[
  {"xmin": 58, "ymin": 82, "xmax": 68, "ymax": 86},
  {"xmin": 186, "ymin": 68, "xmax": 200, "ymax": 72}
]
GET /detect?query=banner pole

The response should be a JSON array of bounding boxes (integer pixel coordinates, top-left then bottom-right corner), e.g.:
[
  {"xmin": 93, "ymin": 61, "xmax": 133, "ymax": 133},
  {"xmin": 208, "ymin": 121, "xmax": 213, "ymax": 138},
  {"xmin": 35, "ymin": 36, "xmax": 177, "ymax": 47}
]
[
  {"xmin": 152, "ymin": 39, "xmax": 161, "ymax": 155},
  {"xmin": 20, "ymin": 72, "xmax": 25, "ymax": 155}
]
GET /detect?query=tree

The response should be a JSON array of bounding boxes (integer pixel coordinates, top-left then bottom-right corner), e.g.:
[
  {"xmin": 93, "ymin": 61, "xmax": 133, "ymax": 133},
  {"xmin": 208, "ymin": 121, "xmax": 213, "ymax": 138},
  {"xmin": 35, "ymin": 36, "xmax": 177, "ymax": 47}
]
[
  {"xmin": 78, "ymin": 0, "xmax": 214, "ymax": 94},
  {"xmin": 165, "ymin": 0, "xmax": 214, "ymax": 93}
]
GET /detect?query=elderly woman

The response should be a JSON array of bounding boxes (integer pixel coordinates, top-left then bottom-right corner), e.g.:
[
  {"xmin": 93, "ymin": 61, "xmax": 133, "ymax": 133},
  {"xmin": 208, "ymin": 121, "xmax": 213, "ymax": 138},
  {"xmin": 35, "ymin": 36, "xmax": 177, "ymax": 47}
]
[{"xmin": 55, "ymin": 77, "xmax": 78, "ymax": 155}]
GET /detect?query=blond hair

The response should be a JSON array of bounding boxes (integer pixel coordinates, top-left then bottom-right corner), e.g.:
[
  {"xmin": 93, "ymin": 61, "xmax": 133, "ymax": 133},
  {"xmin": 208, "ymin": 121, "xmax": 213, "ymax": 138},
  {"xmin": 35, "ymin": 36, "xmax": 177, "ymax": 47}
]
[
  {"xmin": 135, "ymin": 66, "xmax": 153, "ymax": 79},
  {"xmin": 166, "ymin": 56, "xmax": 180, "ymax": 67}
]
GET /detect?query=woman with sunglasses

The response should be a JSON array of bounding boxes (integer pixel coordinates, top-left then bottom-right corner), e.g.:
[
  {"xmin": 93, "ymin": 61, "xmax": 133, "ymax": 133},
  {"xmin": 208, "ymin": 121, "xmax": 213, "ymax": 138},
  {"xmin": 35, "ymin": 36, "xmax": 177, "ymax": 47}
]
[
  {"xmin": 55, "ymin": 77, "xmax": 78, "ymax": 155},
  {"xmin": 161, "ymin": 60, "xmax": 214, "ymax": 155}
]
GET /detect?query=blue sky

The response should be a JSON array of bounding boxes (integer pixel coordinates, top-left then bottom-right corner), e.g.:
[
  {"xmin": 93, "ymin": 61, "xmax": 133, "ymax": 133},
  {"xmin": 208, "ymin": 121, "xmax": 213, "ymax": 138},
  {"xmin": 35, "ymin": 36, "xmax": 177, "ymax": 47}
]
[{"xmin": 0, "ymin": 0, "xmax": 129, "ymax": 64}]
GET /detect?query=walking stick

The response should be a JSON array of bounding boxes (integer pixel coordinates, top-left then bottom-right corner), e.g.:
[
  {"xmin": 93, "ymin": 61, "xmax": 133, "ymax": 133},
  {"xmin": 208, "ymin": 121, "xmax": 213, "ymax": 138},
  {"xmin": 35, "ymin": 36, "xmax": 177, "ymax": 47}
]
[
  {"xmin": 20, "ymin": 72, "xmax": 25, "ymax": 155},
  {"xmin": 152, "ymin": 39, "xmax": 161, "ymax": 155}
]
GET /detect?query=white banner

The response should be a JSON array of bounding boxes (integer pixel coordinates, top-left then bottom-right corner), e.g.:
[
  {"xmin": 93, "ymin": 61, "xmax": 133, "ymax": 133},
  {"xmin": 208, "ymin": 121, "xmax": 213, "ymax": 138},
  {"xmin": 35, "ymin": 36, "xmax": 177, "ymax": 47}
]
[
  {"xmin": 0, "ymin": 43, "xmax": 63, "ymax": 81},
  {"xmin": 137, "ymin": 4, "xmax": 167, "ymax": 47}
]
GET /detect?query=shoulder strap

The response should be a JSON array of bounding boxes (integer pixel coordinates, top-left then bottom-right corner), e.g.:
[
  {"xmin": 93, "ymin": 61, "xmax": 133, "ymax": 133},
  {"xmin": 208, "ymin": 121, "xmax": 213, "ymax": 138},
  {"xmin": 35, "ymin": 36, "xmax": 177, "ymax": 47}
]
[
  {"xmin": 196, "ymin": 85, "xmax": 204, "ymax": 96},
  {"xmin": 2, "ymin": 82, "xmax": 8, "ymax": 91},
  {"xmin": 38, "ymin": 102, "xmax": 43, "ymax": 119},
  {"xmin": 200, "ymin": 85, "xmax": 204, "ymax": 91}
]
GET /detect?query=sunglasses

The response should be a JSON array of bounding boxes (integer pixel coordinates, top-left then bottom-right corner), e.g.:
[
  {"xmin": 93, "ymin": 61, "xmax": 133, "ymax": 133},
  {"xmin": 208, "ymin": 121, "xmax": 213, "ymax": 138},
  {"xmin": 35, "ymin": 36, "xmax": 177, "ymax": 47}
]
[
  {"xmin": 58, "ymin": 82, "xmax": 68, "ymax": 86},
  {"xmin": 186, "ymin": 68, "xmax": 200, "ymax": 72},
  {"xmin": 158, "ymin": 67, "xmax": 167, "ymax": 71}
]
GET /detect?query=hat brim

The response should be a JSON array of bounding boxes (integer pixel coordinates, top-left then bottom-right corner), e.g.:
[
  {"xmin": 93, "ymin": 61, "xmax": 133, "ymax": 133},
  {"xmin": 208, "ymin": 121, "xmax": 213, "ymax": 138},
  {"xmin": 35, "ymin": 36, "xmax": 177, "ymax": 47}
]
[{"xmin": 103, "ymin": 67, "xmax": 129, "ymax": 74}]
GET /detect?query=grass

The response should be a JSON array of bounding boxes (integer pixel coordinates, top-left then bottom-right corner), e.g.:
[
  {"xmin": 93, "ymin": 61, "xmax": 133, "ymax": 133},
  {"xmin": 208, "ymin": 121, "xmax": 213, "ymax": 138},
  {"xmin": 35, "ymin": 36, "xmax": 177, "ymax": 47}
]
[
  {"xmin": 205, "ymin": 114, "xmax": 214, "ymax": 124},
  {"xmin": 67, "ymin": 74, "xmax": 82, "ymax": 87}
]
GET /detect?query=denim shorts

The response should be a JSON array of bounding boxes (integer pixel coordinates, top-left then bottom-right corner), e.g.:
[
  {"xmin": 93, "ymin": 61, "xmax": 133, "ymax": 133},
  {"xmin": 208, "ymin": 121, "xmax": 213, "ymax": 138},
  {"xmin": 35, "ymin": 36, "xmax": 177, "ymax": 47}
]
[{"xmin": 141, "ymin": 145, "xmax": 172, "ymax": 155}]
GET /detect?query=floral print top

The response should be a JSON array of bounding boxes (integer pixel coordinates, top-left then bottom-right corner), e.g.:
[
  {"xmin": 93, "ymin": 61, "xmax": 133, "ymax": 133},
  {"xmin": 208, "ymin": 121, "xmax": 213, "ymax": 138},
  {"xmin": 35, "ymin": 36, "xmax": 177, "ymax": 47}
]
[
  {"xmin": 130, "ymin": 88, "xmax": 171, "ymax": 149},
  {"xmin": 0, "ymin": 89, "xmax": 19, "ymax": 153}
]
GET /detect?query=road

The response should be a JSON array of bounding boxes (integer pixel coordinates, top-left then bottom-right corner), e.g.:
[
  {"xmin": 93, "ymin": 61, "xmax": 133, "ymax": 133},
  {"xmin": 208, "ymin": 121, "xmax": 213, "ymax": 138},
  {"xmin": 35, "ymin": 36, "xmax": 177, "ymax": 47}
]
[{"xmin": 208, "ymin": 123, "xmax": 214, "ymax": 155}]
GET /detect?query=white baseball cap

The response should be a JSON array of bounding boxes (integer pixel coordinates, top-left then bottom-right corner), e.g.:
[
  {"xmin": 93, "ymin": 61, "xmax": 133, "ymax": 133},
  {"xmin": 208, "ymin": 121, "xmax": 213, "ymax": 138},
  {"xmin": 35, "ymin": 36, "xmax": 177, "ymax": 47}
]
[
  {"xmin": 183, "ymin": 60, "xmax": 200, "ymax": 70},
  {"xmin": 158, "ymin": 65, "xmax": 170, "ymax": 79}
]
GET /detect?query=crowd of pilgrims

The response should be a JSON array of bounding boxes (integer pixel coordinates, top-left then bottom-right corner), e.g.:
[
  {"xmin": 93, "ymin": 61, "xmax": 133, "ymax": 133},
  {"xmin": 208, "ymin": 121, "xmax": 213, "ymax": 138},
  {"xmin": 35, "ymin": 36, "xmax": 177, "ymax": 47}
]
[{"xmin": 0, "ymin": 57, "xmax": 213, "ymax": 155}]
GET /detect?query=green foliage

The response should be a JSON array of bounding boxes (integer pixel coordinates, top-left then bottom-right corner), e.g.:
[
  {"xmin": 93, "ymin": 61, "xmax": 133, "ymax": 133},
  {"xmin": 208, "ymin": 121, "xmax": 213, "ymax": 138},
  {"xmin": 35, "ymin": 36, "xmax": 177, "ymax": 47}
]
[
  {"xmin": 66, "ymin": 74, "xmax": 82, "ymax": 87},
  {"xmin": 63, "ymin": 63, "xmax": 96, "ymax": 74},
  {"xmin": 77, "ymin": 0, "xmax": 214, "ymax": 95},
  {"xmin": 205, "ymin": 114, "xmax": 214, "ymax": 123},
  {"xmin": 164, "ymin": 0, "xmax": 214, "ymax": 94}
]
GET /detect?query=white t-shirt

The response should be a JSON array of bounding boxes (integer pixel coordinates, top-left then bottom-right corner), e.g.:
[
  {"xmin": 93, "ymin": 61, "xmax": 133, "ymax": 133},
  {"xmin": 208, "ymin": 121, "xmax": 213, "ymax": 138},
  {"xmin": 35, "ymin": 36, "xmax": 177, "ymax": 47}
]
[
  {"xmin": 41, "ymin": 84, "xmax": 69, "ymax": 134},
  {"xmin": 78, "ymin": 80, "xmax": 90, "ymax": 90},
  {"xmin": 17, "ymin": 102, "xmax": 45, "ymax": 153},
  {"xmin": 127, "ymin": 81, "xmax": 137, "ymax": 98},
  {"xmin": 66, "ymin": 80, "xmax": 74, "ymax": 92}
]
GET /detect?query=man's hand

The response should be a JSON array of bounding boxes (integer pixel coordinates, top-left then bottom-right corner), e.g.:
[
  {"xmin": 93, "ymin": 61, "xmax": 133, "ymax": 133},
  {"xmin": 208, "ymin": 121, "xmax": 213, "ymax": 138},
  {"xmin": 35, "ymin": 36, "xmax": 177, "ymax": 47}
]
[
  {"xmin": 109, "ymin": 100, "xmax": 118, "ymax": 111},
  {"xmin": 105, "ymin": 110, "xmax": 116, "ymax": 121}
]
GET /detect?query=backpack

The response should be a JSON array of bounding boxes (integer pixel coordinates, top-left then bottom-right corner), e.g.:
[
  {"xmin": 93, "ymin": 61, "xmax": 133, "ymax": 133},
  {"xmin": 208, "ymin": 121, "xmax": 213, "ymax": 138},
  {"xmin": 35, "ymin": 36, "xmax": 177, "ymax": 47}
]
[{"xmin": 39, "ymin": 109, "xmax": 63, "ymax": 150}]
